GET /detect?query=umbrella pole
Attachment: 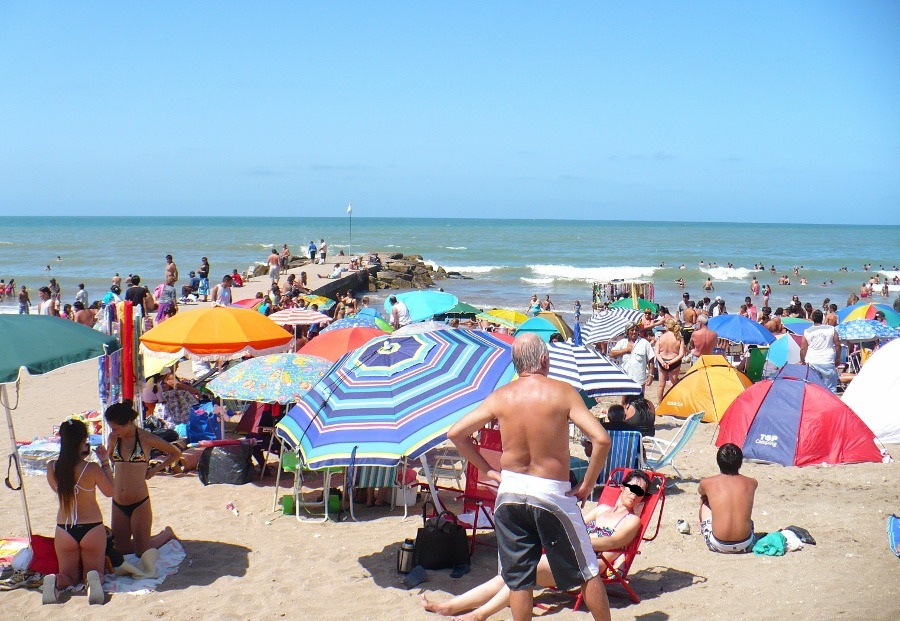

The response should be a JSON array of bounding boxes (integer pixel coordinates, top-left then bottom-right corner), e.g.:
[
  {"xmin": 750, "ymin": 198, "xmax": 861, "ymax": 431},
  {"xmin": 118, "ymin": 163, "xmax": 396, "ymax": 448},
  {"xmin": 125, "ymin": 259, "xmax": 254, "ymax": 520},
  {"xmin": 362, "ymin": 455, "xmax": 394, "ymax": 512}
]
[{"xmin": 2, "ymin": 384, "xmax": 34, "ymax": 543}]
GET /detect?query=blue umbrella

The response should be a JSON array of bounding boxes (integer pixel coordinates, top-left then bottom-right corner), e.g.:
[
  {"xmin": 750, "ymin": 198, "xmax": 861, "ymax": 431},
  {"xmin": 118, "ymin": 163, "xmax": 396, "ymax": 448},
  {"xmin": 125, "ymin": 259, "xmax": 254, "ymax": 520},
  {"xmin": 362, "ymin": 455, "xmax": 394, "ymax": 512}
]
[
  {"xmin": 708, "ymin": 315, "xmax": 775, "ymax": 345},
  {"xmin": 275, "ymin": 329, "xmax": 516, "ymax": 468},
  {"xmin": 835, "ymin": 319, "xmax": 899, "ymax": 343},
  {"xmin": 383, "ymin": 291, "xmax": 459, "ymax": 323}
]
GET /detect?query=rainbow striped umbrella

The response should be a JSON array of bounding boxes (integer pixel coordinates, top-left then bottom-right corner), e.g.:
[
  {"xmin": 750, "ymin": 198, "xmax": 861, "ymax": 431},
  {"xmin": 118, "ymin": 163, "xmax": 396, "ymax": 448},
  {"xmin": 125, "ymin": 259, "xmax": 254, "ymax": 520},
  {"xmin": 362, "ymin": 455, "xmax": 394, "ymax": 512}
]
[{"xmin": 275, "ymin": 329, "xmax": 516, "ymax": 468}]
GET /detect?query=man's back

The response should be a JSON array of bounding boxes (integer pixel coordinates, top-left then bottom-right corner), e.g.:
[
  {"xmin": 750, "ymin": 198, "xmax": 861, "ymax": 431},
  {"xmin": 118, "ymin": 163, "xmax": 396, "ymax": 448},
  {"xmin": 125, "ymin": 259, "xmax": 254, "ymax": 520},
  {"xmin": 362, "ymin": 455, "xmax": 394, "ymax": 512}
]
[
  {"xmin": 699, "ymin": 473, "xmax": 757, "ymax": 541},
  {"xmin": 691, "ymin": 327, "xmax": 717, "ymax": 355}
]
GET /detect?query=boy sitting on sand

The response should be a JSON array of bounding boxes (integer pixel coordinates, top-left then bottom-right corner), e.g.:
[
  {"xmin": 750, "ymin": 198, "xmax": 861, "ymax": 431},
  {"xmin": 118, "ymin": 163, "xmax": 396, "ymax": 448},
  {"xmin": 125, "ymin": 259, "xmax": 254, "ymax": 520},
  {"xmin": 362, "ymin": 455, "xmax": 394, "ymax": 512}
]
[{"xmin": 698, "ymin": 443, "xmax": 758, "ymax": 554}]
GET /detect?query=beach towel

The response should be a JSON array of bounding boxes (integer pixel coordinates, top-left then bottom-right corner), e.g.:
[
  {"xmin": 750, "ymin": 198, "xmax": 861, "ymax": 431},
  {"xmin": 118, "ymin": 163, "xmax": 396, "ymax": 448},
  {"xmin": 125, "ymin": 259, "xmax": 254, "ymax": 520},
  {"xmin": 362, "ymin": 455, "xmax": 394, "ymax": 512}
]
[
  {"xmin": 752, "ymin": 532, "xmax": 786, "ymax": 556},
  {"xmin": 102, "ymin": 540, "xmax": 186, "ymax": 594},
  {"xmin": 888, "ymin": 514, "xmax": 900, "ymax": 558}
]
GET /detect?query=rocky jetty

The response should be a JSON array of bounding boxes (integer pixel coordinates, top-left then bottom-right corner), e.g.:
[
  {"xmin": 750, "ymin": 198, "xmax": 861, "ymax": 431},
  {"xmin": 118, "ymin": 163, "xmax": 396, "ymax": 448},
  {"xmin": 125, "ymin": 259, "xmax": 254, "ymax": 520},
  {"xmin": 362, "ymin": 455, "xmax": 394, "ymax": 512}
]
[{"xmin": 369, "ymin": 253, "xmax": 447, "ymax": 291}]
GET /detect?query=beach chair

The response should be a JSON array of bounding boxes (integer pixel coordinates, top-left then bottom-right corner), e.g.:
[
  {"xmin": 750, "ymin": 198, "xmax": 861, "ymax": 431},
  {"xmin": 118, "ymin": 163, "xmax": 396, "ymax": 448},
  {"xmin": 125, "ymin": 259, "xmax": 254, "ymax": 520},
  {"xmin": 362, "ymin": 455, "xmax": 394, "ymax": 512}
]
[
  {"xmin": 572, "ymin": 468, "xmax": 667, "ymax": 607},
  {"xmin": 347, "ymin": 463, "xmax": 398, "ymax": 521},
  {"xmin": 272, "ymin": 446, "xmax": 343, "ymax": 523},
  {"xmin": 428, "ymin": 445, "xmax": 466, "ymax": 490},
  {"xmin": 642, "ymin": 412, "xmax": 702, "ymax": 480},
  {"xmin": 589, "ymin": 430, "xmax": 644, "ymax": 500},
  {"xmin": 456, "ymin": 426, "xmax": 503, "ymax": 556}
]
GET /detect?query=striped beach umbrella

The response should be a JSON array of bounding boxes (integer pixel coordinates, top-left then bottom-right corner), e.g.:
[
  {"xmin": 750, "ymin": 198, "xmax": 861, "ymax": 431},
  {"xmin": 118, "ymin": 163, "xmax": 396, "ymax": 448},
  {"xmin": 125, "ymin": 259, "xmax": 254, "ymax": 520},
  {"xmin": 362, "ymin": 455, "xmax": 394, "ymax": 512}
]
[
  {"xmin": 275, "ymin": 329, "xmax": 516, "ymax": 468},
  {"xmin": 321, "ymin": 315, "xmax": 382, "ymax": 333},
  {"xmin": 393, "ymin": 321, "xmax": 451, "ymax": 335},
  {"xmin": 581, "ymin": 308, "xmax": 642, "ymax": 344},
  {"xmin": 268, "ymin": 308, "xmax": 333, "ymax": 326},
  {"xmin": 836, "ymin": 303, "xmax": 900, "ymax": 328},
  {"xmin": 546, "ymin": 342, "xmax": 643, "ymax": 397}
]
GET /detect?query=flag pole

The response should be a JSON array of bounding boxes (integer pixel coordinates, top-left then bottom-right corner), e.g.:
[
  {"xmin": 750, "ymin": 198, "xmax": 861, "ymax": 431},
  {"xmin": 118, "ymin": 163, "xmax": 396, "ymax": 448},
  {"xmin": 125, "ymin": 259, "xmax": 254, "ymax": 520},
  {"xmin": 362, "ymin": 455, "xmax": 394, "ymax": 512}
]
[{"xmin": 347, "ymin": 201, "xmax": 353, "ymax": 251}]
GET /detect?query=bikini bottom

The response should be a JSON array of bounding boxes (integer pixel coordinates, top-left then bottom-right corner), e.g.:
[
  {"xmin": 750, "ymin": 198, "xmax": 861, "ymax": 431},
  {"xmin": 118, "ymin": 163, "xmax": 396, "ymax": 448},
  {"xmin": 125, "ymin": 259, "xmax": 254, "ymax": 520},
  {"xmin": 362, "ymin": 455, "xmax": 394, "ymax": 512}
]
[
  {"xmin": 57, "ymin": 522, "xmax": 104, "ymax": 544},
  {"xmin": 113, "ymin": 496, "xmax": 150, "ymax": 518}
]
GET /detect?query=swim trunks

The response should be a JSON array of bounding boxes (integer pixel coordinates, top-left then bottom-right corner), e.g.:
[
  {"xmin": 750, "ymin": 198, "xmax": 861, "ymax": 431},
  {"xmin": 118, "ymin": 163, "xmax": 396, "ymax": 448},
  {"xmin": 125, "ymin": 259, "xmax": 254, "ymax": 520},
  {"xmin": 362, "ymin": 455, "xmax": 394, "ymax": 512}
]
[
  {"xmin": 494, "ymin": 470, "xmax": 599, "ymax": 591},
  {"xmin": 700, "ymin": 518, "xmax": 756, "ymax": 553}
]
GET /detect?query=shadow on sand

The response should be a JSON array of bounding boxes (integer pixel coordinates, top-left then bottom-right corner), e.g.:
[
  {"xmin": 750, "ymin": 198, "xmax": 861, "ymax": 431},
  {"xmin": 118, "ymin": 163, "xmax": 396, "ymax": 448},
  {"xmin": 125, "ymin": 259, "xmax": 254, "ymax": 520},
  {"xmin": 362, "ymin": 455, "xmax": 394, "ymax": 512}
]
[{"xmin": 158, "ymin": 540, "xmax": 251, "ymax": 591}]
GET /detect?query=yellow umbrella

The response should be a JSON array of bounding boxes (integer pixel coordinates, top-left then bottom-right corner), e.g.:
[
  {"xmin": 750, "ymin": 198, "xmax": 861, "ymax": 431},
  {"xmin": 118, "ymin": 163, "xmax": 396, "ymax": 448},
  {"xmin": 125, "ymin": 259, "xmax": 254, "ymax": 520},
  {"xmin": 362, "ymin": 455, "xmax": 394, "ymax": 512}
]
[
  {"xmin": 140, "ymin": 306, "xmax": 292, "ymax": 361},
  {"xmin": 475, "ymin": 308, "xmax": 529, "ymax": 329},
  {"xmin": 142, "ymin": 353, "xmax": 181, "ymax": 378},
  {"xmin": 535, "ymin": 311, "xmax": 574, "ymax": 340}
]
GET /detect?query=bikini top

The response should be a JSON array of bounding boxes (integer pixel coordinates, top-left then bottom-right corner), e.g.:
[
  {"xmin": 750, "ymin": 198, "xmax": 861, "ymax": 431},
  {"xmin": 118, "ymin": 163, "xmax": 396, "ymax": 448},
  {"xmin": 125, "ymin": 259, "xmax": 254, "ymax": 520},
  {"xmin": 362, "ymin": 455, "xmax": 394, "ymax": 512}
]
[
  {"xmin": 64, "ymin": 463, "xmax": 94, "ymax": 527},
  {"xmin": 586, "ymin": 507, "xmax": 633, "ymax": 539},
  {"xmin": 111, "ymin": 429, "xmax": 147, "ymax": 463}
]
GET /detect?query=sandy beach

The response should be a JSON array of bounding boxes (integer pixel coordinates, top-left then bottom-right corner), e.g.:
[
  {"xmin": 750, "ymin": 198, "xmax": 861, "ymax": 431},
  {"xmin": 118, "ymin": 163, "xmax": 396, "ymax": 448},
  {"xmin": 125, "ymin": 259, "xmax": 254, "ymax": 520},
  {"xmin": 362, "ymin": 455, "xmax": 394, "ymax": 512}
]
[{"xmin": 3, "ymin": 341, "xmax": 898, "ymax": 621}]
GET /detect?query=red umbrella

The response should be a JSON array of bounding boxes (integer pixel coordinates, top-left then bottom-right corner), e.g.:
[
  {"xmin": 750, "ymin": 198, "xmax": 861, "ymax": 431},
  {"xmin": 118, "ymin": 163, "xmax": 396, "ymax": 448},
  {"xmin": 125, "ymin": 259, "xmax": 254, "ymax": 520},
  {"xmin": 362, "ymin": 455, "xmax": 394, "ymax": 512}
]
[{"xmin": 297, "ymin": 327, "xmax": 386, "ymax": 363}]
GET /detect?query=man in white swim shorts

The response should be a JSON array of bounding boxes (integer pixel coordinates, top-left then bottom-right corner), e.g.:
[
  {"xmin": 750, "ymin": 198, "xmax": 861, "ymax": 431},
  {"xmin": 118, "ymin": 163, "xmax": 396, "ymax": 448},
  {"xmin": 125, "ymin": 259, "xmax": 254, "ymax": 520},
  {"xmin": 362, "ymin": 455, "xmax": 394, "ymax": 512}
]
[
  {"xmin": 449, "ymin": 333, "xmax": 613, "ymax": 621},
  {"xmin": 698, "ymin": 443, "xmax": 759, "ymax": 554}
]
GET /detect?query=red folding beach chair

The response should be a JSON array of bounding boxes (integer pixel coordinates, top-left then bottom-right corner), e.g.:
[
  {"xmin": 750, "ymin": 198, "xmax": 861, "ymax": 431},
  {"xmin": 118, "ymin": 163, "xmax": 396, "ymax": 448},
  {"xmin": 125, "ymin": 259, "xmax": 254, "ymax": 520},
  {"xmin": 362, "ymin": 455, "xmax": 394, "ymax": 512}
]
[
  {"xmin": 573, "ymin": 467, "xmax": 667, "ymax": 607},
  {"xmin": 456, "ymin": 426, "xmax": 503, "ymax": 556}
]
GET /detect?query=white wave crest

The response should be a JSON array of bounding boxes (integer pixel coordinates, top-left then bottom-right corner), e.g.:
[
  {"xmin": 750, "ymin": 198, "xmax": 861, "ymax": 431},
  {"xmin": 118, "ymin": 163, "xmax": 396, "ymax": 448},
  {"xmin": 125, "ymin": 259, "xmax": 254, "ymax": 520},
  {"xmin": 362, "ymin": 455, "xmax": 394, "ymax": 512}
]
[
  {"xmin": 441, "ymin": 264, "xmax": 503, "ymax": 274},
  {"xmin": 444, "ymin": 246, "xmax": 467, "ymax": 250},
  {"xmin": 521, "ymin": 277, "xmax": 555, "ymax": 285},
  {"xmin": 701, "ymin": 267, "xmax": 755, "ymax": 280},
  {"xmin": 529, "ymin": 264, "xmax": 657, "ymax": 282}
]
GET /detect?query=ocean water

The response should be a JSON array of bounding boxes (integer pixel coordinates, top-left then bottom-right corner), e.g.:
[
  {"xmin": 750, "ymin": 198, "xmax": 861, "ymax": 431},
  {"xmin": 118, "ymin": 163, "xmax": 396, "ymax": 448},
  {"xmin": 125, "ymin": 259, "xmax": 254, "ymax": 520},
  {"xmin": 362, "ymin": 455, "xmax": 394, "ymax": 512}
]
[{"xmin": 1, "ymin": 217, "xmax": 898, "ymax": 317}]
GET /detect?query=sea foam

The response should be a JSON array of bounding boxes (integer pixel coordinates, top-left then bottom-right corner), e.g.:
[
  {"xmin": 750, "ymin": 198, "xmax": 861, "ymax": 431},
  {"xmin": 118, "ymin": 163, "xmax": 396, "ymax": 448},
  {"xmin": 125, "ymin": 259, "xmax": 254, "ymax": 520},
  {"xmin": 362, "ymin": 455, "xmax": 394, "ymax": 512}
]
[
  {"xmin": 529, "ymin": 264, "xmax": 657, "ymax": 283},
  {"xmin": 701, "ymin": 266, "xmax": 756, "ymax": 281}
]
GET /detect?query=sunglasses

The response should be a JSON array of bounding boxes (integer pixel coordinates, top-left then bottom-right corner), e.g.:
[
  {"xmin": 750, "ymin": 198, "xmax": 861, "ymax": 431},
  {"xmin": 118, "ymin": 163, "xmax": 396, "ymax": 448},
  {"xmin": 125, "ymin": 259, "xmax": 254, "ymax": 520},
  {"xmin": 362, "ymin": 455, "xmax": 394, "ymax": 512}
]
[{"xmin": 621, "ymin": 482, "xmax": 647, "ymax": 497}]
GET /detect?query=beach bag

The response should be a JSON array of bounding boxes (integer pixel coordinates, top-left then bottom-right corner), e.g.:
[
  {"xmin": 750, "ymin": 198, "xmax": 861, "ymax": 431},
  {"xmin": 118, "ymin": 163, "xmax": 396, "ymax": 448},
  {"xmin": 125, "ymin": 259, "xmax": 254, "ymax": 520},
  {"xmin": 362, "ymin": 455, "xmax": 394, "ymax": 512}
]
[
  {"xmin": 414, "ymin": 501, "xmax": 470, "ymax": 570},
  {"xmin": 188, "ymin": 402, "xmax": 221, "ymax": 444},
  {"xmin": 197, "ymin": 444, "xmax": 252, "ymax": 486}
]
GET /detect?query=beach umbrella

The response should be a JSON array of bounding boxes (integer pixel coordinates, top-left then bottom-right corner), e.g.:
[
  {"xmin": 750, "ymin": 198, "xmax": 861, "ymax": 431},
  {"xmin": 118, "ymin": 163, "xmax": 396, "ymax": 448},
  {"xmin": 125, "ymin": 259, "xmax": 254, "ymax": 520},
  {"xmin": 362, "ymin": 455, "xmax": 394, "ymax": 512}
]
[
  {"xmin": 268, "ymin": 308, "xmax": 333, "ymax": 327},
  {"xmin": 140, "ymin": 306, "xmax": 292, "ymax": 361},
  {"xmin": 836, "ymin": 303, "xmax": 900, "ymax": 328},
  {"xmin": 535, "ymin": 311, "xmax": 574, "ymax": 341},
  {"xmin": 0, "ymin": 316, "xmax": 121, "ymax": 564},
  {"xmin": 299, "ymin": 294, "xmax": 336, "ymax": 311},
  {"xmin": 546, "ymin": 342, "xmax": 643, "ymax": 397},
  {"xmin": 781, "ymin": 317, "xmax": 813, "ymax": 335},
  {"xmin": 609, "ymin": 298, "xmax": 658, "ymax": 313},
  {"xmin": 275, "ymin": 330, "xmax": 516, "ymax": 468},
  {"xmin": 475, "ymin": 308, "xmax": 529, "ymax": 329},
  {"xmin": 436, "ymin": 301, "xmax": 482, "ymax": 319},
  {"xmin": 516, "ymin": 317, "xmax": 563, "ymax": 342},
  {"xmin": 206, "ymin": 353, "xmax": 333, "ymax": 404},
  {"xmin": 765, "ymin": 334, "xmax": 802, "ymax": 368},
  {"xmin": 382, "ymin": 290, "xmax": 459, "ymax": 323},
  {"xmin": 393, "ymin": 321, "xmax": 451, "ymax": 335},
  {"xmin": 297, "ymin": 326, "xmax": 387, "ymax": 363},
  {"xmin": 835, "ymin": 319, "xmax": 899, "ymax": 343},
  {"xmin": 321, "ymin": 315, "xmax": 386, "ymax": 333},
  {"xmin": 581, "ymin": 308, "xmax": 641, "ymax": 344},
  {"xmin": 708, "ymin": 315, "xmax": 775, "ymax": 346},
  {"xmin": 231, "ymin": 298, "xmax": 264, "ymax": 310},
  {"xmin": 355, "ymin": 306, "xmax": 384, "ymax": 320}
]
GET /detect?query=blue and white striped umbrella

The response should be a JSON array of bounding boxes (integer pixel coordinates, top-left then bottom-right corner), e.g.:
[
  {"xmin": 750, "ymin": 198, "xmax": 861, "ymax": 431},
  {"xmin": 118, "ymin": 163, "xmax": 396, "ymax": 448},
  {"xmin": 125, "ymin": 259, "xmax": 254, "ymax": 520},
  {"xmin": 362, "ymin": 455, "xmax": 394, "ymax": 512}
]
[
  {"xmin": 275, "ymin": 329, "xmax": 516, "ymax": 468},
  {"xmin": 836, "ymin": 319, "xmax": 899, "ymax": 343},
  {"xmin": 581, "ymin": 308, "xmax": 642, "ymax": 344},
  {"xmin": 547, "ymin": 342, "xmax": 643, "ymax": 397}
]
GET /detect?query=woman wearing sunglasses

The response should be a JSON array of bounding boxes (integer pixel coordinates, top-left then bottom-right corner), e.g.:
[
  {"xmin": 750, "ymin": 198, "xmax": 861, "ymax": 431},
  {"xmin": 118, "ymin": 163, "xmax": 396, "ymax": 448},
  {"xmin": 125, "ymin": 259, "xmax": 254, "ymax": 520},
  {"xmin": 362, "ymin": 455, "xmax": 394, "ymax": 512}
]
[{"xmin": 422, "ymin": 470, "xmax": 652, "ymax": 620}]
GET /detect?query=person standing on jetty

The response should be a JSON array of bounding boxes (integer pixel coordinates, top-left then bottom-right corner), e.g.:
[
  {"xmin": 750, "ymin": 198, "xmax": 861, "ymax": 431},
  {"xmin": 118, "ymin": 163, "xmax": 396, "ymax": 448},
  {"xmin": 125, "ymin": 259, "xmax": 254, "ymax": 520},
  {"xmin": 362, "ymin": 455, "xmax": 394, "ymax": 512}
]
[
  {"xmin": 307, "ymin": 240, "xmax": 317, "ymax": 262},
  {"xmin": 448, "ymin": 333, "xmax": 612, "ymax": 621},
  {"xmin": 267, "ymin": 249, "xmax": 281, "ymax": 287},
  {"xmin": 318, "ymin": 239, "xmax": 328, "ymax": 264}
]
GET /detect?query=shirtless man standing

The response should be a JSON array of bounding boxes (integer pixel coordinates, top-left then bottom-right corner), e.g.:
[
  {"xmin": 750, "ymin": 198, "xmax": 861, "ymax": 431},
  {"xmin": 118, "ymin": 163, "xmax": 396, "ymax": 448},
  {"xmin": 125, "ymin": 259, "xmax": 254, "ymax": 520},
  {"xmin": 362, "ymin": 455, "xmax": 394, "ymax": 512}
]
[
  {"xmin": 688, "ymin": 315, "xmax": 717, "ymax": 363},
  {"xmin": 448, "ymin": 333, "xmax": 612, "ymax": 621},
  {"xmin": 267, "ymin": 249, "xmax": 281, "ymax": 286},
  {"xmin": 698, "ymin": 443, "xmax": 758, "ymax": 554},
  {"xmin": 165, "ymin": 255, "xmax": 178, "ymax": 285}
]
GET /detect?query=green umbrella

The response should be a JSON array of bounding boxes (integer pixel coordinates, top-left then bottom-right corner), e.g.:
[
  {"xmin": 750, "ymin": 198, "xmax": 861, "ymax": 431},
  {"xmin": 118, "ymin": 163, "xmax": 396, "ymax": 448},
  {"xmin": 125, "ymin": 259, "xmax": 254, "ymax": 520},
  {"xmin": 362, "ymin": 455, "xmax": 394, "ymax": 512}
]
[
  {"xmin": 0, "ymin": 316, "xmax": 120, "ymax": 565},
  {"xmin": 609, "ymin": 297, "xmax": 658, "ymax": 313},
  {"xmin": 437, "ymin": 301, "xmax": 483, "ymax": 319}
]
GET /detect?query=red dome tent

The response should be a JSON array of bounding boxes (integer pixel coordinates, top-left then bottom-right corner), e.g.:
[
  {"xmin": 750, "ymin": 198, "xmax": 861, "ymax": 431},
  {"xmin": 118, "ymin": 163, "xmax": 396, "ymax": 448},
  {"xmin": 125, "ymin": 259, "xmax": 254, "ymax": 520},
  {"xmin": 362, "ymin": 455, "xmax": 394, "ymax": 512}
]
[{"xmin": 716, "ymin": 364, "xmax": 882, "ymax": 467}]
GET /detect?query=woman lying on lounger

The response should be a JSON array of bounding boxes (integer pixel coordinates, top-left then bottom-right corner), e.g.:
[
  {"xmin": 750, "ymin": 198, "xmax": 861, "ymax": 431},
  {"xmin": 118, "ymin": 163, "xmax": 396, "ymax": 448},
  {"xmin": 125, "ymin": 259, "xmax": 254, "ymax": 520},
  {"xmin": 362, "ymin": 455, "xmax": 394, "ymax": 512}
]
[{"xmin": 422, "ymin": 469, "xmax": 650, "ymax": 621}]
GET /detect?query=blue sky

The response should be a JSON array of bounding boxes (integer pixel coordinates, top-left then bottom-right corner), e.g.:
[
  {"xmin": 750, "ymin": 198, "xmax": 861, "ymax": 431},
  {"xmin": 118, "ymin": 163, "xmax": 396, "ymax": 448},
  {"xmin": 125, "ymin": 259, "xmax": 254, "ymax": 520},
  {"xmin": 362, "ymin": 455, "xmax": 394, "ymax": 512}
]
[{"xmin": 1, "ymin": 2, "xmax": 898, "ymax": 223}]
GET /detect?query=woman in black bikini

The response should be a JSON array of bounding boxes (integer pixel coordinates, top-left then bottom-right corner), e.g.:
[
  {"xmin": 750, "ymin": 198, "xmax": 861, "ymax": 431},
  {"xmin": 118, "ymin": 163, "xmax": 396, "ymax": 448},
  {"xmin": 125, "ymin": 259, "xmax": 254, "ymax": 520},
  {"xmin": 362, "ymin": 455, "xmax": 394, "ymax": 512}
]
[
  {"xmin": 103, "ymin": 403, "xmax": 180, "ymax": 559},
  {"xmin": 44, "ymin": 419, "xmax": 114, "ymax": 605}
]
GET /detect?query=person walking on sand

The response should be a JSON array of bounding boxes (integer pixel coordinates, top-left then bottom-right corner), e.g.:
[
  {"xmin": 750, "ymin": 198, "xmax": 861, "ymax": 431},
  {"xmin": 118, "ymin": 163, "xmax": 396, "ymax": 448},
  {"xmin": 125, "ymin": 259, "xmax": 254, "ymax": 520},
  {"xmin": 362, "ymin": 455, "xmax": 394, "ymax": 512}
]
[
  {"xmin": 698, "ymin": 443, "xmax": 758, "ymax": 554},
  {"xmin": 318, "ymin": 239, "xmax": 328, "ymax": 264},
  {"xmin": 267, "ymin": 248, "xmax": 281, "ymax": 286},
  {"xmin": 448, "ymin": 333, "xmax": 612, "ymax": 621},
  {"xmin": 688, "ymin": 315, "xmax": 717, "ymax": 364}
]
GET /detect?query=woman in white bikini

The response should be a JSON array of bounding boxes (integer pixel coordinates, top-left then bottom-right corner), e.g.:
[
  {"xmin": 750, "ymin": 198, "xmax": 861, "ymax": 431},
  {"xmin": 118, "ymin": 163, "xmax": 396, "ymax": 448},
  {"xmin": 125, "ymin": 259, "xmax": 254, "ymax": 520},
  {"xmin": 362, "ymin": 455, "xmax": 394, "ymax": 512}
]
[
  {"xmin": 44, "ymin": 419, "xmax": 114, "ymax": 605},
  {"xmin": 422, "ymin": 470, "xmax": 651, "ymax": 621}
]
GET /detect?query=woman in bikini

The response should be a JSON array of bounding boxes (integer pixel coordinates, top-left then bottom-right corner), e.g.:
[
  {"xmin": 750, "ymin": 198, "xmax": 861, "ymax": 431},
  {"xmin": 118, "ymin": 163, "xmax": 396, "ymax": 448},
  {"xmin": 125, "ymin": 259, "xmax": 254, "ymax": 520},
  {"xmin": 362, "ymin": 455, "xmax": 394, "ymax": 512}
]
[
  {"xmin": 44, "ymin": 418, "xmax": 114, "ymax": 605},
  {"xmin": 422, "ymin": 470, "xmax": 651, "ymax": 621},
  {"xmin": 103, "ymin": 403, "xmax": 180, "ymax": 559}
]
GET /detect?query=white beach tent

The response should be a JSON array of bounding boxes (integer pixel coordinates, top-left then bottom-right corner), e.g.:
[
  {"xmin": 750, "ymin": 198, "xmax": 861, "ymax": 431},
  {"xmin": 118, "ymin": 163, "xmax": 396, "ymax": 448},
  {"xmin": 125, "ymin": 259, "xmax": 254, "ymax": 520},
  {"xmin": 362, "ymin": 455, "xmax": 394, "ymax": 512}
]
[{"xmin": 841, "ymin": 338, "xmax": 900, "ymax": 444}]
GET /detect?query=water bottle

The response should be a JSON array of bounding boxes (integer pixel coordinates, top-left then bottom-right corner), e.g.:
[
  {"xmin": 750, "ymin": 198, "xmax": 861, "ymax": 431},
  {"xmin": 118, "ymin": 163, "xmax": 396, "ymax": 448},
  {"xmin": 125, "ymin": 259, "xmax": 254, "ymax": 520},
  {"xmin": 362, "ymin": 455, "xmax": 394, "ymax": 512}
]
[{"xmin": 397, "ymin": 539, "xmax": 416, "ymax": 574}]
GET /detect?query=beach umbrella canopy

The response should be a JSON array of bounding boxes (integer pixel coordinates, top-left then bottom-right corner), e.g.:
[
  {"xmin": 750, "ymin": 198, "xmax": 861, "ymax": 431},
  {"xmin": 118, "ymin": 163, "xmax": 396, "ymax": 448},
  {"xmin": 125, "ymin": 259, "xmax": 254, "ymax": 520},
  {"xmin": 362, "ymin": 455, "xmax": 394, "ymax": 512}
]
[
  {"xmin": 355, "ymin": 306, "xmax": 384, "ymax": 320},
  {"xmin": 299, "ymin": 294, "xmax": 336, "ymax": 311},
  {"xmin": 717, "ymin": 365, "xmax": 882, "ymax": 467},
  {"xmin": 516, "ymin": 317, "xmax": 563, "ymax": 342},
  {"xmin": 609, "ymin": 297, "xmax": 658, "ymax": 313},
  {"xmin": 140, "ymin": 306, "xmax": 292, "ymax": 361},
  {"xmin": 475, "ymin": 308, "xmax": 529, "ymax": 329},
  {"xmin": 297, "ymin": 326, "xmax": 387, "ymax": 363},
  {"xmin": 546, "ymin": 342, "xmax": 643, "ymax": 397},
  {"xmin": 231, "ymin": 298, "xmax": 264, "ymax": 310},
  {"xmin": 765, "ymin": 334, "xmax": 802, "ymax": 368},
  {"xmin": 206, "ymin": 353, "xmax": 333, "ymax": 404},
  {"xmin": 781, "ymin": 317, "xmax": 813, "ymax": 335},
  {"xmin": 268, "ymin": 308, "xmax": 333, "ymax": 327},
  {"xmin": 835, "ymin": 319, "xmax": 899, "ymax": 343},
  {"xmin": 275, "ymin": 330, "xmax": 516, "ymax": 468},
  {"xmin": 837, "ymin": 303, "xmax": 900, "ymax": 328},
  {"xmin": 393, "ymin": 321, "xmax": 451, "ymax": 335},
  {"xmin": 437, "ymin": 302, "xmax": 483, "ymax": 319},
  {"xmin": 321, "ymin": 315, "xmax": 387, "ymax": 333},
  {"xmin": 0, "ymin": 315, "xmax": 121, "ymax": 559},
  {"xmin": 535, "ymin": 311, "xmax": 574, "ymax": 341},
  {"xmin": 581, "ymin": 308, "xmax": 642, "ymax": 344},
  {"xmin": 382, "ymin": 291, "xmax": 459, "ymax": 323},
  {"xmin": 708, "ymin": 314, "xmax": 775, "ymax": 346},
  {"xmin": 842, "ymin": 338, "xmax": 900, "ymax": 444}
]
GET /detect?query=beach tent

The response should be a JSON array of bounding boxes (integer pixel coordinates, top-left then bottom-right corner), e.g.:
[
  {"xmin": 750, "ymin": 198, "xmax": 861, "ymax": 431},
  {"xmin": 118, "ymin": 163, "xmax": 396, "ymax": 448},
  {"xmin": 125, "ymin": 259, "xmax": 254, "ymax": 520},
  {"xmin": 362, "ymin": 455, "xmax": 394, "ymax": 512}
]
[
  {"xmin": 841, "ymin": 338, "xmax": 900, "ymax": 444},
  {"xmin": 717, "ymin": 364, "xmax": 882, "ymax": 466},
  {"xmin": 535, "ymin": 311, "xmax": 574, "ymax": 341},
  {"xmin": 516, "ymin": 317, "xmax": 562, "ymax": 342},
  {"xmin": 656, "ymin": 355, "xmax": 752, "ymax": 423}
]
